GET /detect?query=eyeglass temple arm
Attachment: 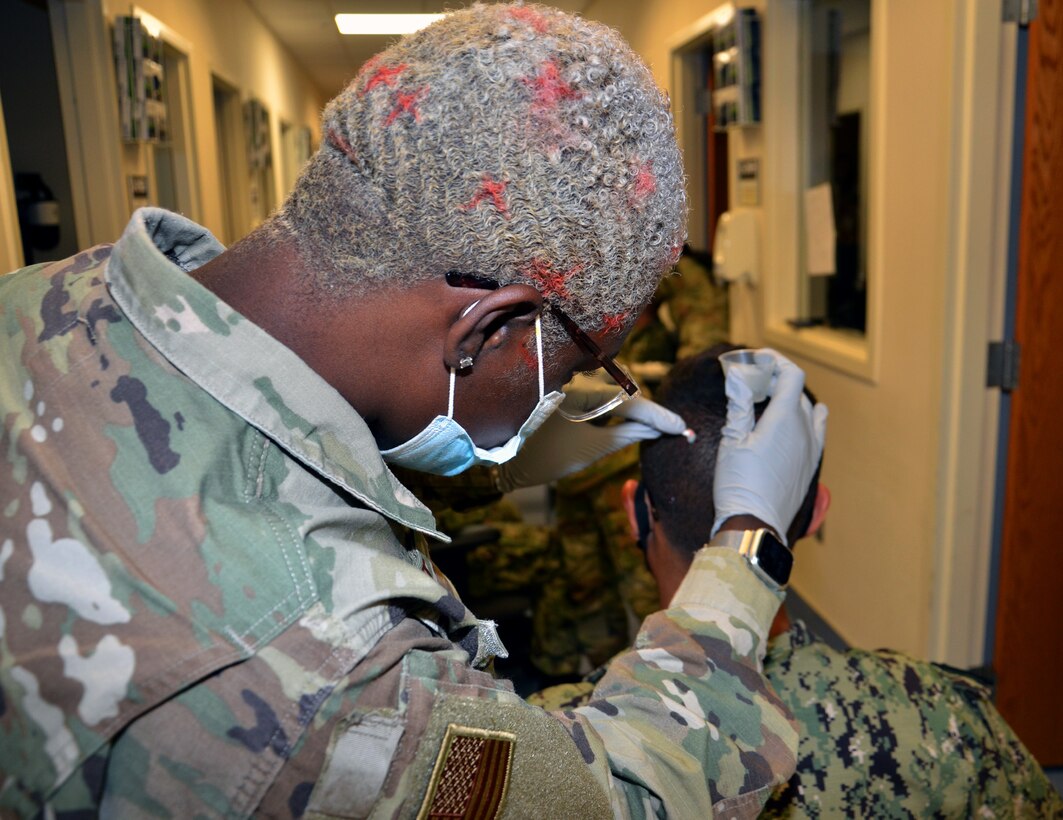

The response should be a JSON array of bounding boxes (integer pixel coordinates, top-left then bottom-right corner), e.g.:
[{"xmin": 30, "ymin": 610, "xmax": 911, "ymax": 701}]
[{"xmin": 547, "ymin": 304, "xmax": 639, "ymax": 396}]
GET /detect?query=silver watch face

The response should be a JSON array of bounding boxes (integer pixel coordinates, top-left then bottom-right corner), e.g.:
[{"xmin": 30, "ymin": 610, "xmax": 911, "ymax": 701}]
[
  {"xmin": 751, "ymin": 531, "xmax": 793, "ymax": 587},
  {"xmin": 709, "ymin": 529, "xmax": 792, "ymax": 588}
]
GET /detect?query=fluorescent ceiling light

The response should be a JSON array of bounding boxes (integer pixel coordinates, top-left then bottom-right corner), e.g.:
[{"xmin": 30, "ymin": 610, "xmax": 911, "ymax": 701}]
[{"xmin": 335, "ymin": 13, "xmax": 445, "ymax": 35}]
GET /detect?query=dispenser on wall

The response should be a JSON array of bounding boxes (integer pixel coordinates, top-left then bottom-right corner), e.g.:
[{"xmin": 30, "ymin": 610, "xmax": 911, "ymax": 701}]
[{"xmin": 712, "ymin": 209, "xmax": 759, "ymax": 285}]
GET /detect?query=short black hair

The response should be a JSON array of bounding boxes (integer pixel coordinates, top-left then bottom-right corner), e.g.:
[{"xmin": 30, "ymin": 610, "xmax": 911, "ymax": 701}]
[{"xmin": 639, "ymin": 343, "xmax": 821, "ymax": 556}]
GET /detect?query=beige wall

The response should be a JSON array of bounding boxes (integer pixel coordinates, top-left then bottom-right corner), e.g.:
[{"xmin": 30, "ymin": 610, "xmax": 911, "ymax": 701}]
[
  {"xmin": 584, "ymin": 0, "xmax": 993, "ymax": 661},
  {"xmin": 100, "ymin": 0, "xmax": 326, "ymax": 241},
  {"xmin": 789, "ymin": 2, "xmax": 957, "ymax": 658}
]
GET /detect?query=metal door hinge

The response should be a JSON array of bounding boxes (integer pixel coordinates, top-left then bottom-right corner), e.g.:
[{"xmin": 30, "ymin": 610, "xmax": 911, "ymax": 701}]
[
  {"xmin": 987, "ymin": 340, "xmax": 1021, "ymax": 392},
  {"xmin": 1003, "ymin": 0, "xmax": 1038, "ymax": 26}
]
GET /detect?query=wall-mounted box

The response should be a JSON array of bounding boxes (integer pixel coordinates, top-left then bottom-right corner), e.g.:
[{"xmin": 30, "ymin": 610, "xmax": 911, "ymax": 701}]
[
  {"xmin": 113, "ymin": 16, "xmax": 168, "ymax": 143},
  {"xmin": 712, "ymin": 7, "xmax": 761, "ymax": 130}
]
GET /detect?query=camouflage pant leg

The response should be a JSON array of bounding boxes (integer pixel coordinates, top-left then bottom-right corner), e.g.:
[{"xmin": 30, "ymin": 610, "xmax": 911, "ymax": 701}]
[
  {"xmin": 546, "ymin": 487, "xmax": 630, "ymax": 673},
  {"xmin": 529, "ymin": 555, "xmax": 628, "ymax": 677},
  {"xmin": 465, "ymin": 519, "xmax": 557, "ymax": 597},
  {"xmin": 530, "ymin": 575, "xmax": 582, "ymax": 676}
]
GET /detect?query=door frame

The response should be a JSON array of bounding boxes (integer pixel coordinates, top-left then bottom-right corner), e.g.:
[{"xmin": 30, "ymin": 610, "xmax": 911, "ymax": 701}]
[
  {"xmin": 132, "ymin": 7, "xmax": 202, "ymax": 222},
  {"xmin": 48, "ymin": 0, "xmax": 127, "ymax": 248},
  {"xmin": 928, "ymin": 2, "xmax": 1016, "ymax": 666},
  {"xmin": 0, "ymin": 91, "xmax": 25, "ymax": 272},
  {"xmin": 211, "ymin": 72, "xmax": 250, "ymax": 245}
]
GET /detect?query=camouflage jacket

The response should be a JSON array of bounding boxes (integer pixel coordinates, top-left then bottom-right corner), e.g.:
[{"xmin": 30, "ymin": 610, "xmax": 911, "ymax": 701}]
[
  {"xmin": 0, "ymin": 209, "xmax": 796, "ymax": 818},
  {"xmin": 533, "ymin": 620, "xmax": 1063, "ymax": 818},
  {"xmin": 760, "ymin": 622, "xmax": 1063, "ymax": 818}
]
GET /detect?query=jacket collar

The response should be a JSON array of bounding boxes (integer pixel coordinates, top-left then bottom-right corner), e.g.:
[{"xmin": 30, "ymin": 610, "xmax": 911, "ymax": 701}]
[{"xmin": 106, "ymin": 208, "xmax": 446, "ymax": 541}]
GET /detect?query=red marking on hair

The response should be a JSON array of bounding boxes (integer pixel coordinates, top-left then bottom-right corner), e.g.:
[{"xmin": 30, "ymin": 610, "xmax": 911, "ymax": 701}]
[
  {"xmin": 384, "ymin": 87, "xmax": 428, "ymax": 126},
  {"xmin": 509, "ymin": 6, "xmax": 550, "ymax": 33},
  {"xmin": 362, "ymin": 62, "xmax": 408, "ymax": 95},
  {"xmin": 601, "ymin": 312, "xmax": 629, "ymax": 334},
  {"xmin": 518, "ymin": 340, "xmax": 538, "ymax": 372},
  {"xmin": 327, "ymin": 128, "xmax": 358, "ymax": 163},
  {"xmin": 347, "ymin": 55, "xmax": 381, "ymax": 91},
  {"xmin": 522, "ymin": 60, "xmax": 581, "ymax": 114},
  {"xmin": 522, "ymin": 258, "xmax": 581, "ymax": 301},
  {"xmin": 632, "ymin": 161, "xmax": 657, "ymax": 202},
  {"xmin": 459, "ymin": 174, "xmax": 510, "ymax": 218},
  {"xmin": 359, "ymin": 54, "xmax": 384, "ymax": 75}
]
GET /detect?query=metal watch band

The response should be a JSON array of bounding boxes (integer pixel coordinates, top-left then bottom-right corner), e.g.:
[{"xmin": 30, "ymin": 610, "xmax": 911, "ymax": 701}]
[{"xmin": 705, "ymin": 528, "xmax": 793, "ymax": 590}]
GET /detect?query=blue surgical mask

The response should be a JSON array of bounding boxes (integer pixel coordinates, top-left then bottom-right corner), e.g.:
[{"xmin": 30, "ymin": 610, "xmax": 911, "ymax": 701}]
[{"xmin": 381, "ymin": 315, "xmax": 564, "ymax": 476}]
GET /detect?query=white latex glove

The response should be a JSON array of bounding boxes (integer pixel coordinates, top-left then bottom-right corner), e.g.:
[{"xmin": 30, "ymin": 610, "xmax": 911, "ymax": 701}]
[
  {"xmin": 711, "ymin": 349, "xmax": 828, "ymax": 545},
  {"xmin": 496, "ymin": 393, "xmax": 687, "ymax": 492}
]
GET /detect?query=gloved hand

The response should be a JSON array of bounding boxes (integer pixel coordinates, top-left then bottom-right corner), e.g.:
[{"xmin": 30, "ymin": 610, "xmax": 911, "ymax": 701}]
[
  {"xmin": 711, "ymin": 349, "xmax": 828, "ymax": 545},
  {"xmin": 496, "ymin": 391, "xmax": 687, "ymax": 492}
]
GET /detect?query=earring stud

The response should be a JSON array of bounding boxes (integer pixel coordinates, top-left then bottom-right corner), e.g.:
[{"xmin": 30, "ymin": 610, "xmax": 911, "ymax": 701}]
[{"xmin": 458, "ymin": 355, "xmax": 475, "ymax": 371}]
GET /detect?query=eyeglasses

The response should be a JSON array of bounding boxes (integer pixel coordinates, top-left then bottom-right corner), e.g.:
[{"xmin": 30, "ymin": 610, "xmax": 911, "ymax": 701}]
[{"xmin": 445, "ymin": 271, "xmax": 640, "ymax": 421}]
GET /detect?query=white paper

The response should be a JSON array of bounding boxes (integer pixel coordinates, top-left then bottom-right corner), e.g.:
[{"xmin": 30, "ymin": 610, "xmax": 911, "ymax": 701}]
[{"xmin": 804, "ymin": 183, "xmax": 836, "ymax": 277}]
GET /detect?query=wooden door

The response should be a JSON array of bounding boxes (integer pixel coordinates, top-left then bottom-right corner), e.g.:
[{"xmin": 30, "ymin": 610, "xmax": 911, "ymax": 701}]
[
  {"xmin": 706, "ymin": 54, "xmax": 728, "ymax": 249},
  {"xmin": 993, "ymin": 0, "xmax": 1063, "ymax": 765}
]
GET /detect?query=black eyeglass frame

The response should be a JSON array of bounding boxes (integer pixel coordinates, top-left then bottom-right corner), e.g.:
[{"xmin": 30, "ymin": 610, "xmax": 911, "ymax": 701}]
[{"xmin": 444, "ymin": 270, "xmax": 639, "ymax": 397}]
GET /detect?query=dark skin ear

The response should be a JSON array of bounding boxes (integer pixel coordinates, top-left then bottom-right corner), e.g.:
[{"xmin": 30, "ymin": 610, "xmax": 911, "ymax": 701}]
[
  {"xmin": 807, "ymin": 483, "xmax": 831, "ymax": 537},
  {"xmin": 445, "ymin": 282, "xmax": 582, "ymax": 449},
  {"xmin": 621, "ymin": 478, "xmax": 642, "ymax": 543},
  {"xmin": 622, "ymin": 478, "xmax": 685, "ymax": 610},
  {"xmin": 442, "ymin": 284, "xmax": 544, "ymax": 370}
]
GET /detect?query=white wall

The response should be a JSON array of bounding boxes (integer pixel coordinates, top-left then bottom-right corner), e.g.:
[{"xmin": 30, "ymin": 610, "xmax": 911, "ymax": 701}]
[{"xmin": 584, "ymin": 0, "xmax": 997, "ymax": 662}]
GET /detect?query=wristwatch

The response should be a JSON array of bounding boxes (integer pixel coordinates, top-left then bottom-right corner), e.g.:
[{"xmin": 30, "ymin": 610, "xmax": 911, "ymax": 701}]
[{"xmin": 706, "ymin": 529, "xmax": 793, "ymax": 590}]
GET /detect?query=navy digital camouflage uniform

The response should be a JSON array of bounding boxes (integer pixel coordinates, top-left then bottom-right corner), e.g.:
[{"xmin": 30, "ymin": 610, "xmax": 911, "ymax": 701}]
[
  {"xmin": 0, "ymin": 209, "xmax": 797, "ymax": 817},
  {"xmin": 760, "ymin": 621, "xmax": 1063, "ymax": 818},
  {"xmin": 531, "ymin": 620, "xmax": 1063, "ymax": 818}
]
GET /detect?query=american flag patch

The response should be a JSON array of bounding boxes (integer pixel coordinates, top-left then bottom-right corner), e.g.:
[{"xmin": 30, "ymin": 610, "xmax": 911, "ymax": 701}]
[{"xmin": 418, "ymin": 724, "xmax": 515, "ymax": 820}]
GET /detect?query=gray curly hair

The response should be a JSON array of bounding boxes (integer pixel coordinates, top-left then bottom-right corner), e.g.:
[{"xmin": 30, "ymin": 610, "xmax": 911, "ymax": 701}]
[{"xmin": 279, "ymin": 2, "xmax": 686, "ymax": 341}]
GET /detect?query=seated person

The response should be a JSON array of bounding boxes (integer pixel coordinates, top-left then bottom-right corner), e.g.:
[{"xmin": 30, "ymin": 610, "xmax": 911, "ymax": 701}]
[
  {"xmin": 413, "ymin": 247, "xmax": 731, "ymax": 681},
  {"xmin": 532, "ymin": 344, "xmax": 1062, "ymax": 818}
]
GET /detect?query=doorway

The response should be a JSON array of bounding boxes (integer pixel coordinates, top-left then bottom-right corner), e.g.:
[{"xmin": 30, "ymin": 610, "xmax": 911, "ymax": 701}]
[
  {"xmin": 212, "ymin": 75, "xmax": 247, "ymax": 245},
  {"xmin": 244, "ymin": 98, "xmax": 275, "ymax": 230},
  {"xmin": 0, "ymin": 0, "xmax": 78, "ymax": 265},
  {"xmin": 152, "ymin": 40, "xmax": 199, "ymax": 218}
]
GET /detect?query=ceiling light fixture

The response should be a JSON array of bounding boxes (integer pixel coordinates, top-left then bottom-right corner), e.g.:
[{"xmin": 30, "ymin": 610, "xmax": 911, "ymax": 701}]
[{"xmin": 335, "ymin": 13, "xmax": 445, "ymax": 35}]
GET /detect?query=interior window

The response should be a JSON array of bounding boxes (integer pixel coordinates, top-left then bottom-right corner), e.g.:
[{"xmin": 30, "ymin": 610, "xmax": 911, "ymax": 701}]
[{"xmin": 797, "ymin": 0, "xmax": 870, "ymax": 334}]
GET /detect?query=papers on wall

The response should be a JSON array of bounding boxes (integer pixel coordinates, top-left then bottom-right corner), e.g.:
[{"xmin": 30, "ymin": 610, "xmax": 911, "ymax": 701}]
[{"xmin": 804, "ymin": 183, "xmax": 836, "ymax": 277}]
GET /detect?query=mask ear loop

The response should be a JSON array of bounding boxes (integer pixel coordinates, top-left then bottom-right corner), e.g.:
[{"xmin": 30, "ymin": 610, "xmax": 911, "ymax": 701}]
[
  {"xmin": 535, "ymin": 314, "xmax": 544, "ymax": 400},
  {"xmin": 447, "ymin": 368, "xmax": 456, "ymax": 419},
  {"xmin": 448, "ymin": 298, "xmax": 482, "ymax": 420}
]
